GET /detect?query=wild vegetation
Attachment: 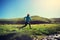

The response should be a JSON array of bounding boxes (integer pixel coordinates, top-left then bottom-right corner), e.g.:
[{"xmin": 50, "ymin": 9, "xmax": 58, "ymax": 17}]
[
  {"xmin": 0, "ymin": 24, "xmax": 60, "ymax": 40},
  {"xmin": 0, "ymin": 16, "xmax": 53, "ymax": 24},
  {"xmin": 0, "ymin": 16, "xmax": 60, "ymax": 40}
]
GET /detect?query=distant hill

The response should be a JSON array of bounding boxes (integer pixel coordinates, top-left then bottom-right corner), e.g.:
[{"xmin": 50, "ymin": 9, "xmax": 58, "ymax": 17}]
[
  {"xmin": 0, "ymin": 16, "xmax": 55, "ymax": 24},
  {"xmin": 31, "ymin": 16, "xmax": 50, "ymax": 22},
  {"xmin": 50, "ymin": 18, "xmax": 60, "ymax": 23}
]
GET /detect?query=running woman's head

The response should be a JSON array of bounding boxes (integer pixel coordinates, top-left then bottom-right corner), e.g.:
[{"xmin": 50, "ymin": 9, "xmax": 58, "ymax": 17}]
[{"xmin": 27, "ymin": 14, "xmax": 30, "ymax": 17}]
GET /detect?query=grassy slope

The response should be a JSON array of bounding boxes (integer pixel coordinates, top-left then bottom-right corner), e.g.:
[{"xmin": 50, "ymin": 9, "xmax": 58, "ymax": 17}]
[
  {"xmin": 0, "ymin": 24, "xmax": 60, "ymax": 40},
  {"xmin": 0, "ymin": 16, "xmax": 50, "ymax": 22},
  {"xmin": 0, "ymin": 24, "xmax": 60, "ymax": 35}
]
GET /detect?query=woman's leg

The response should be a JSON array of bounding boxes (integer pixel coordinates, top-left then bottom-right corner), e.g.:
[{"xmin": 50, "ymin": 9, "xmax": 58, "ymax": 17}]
[
  {"xmin": 19, "ymin": 22, "xmax": 27, "ymax": 29},
  {"xmin": 29, "ymin": 23, "xmax": 32, "ymax": 29}
]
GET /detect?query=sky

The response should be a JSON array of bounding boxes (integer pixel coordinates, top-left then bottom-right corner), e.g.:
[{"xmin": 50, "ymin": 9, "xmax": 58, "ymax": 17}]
[{"xmin": 0, "ymin": 0, "xmax": 60, "ymax": 18}]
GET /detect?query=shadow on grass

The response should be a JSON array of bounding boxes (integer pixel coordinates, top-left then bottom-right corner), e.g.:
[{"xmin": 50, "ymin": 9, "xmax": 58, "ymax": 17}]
[{"xmin": 0, "ymin": 33, "xmax": 33, "ymax": 40}]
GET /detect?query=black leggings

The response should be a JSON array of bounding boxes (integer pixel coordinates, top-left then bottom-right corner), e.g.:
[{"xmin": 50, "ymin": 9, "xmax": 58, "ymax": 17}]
[{"xmin": 21, "ymin": 22, "xmax": 31, "ymax": 29}]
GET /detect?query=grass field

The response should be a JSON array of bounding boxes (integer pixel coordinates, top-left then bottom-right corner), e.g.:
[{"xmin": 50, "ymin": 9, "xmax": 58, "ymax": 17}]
[{"xmin": 0, "ymin": 24, "xmax": 60, "ymax": 40}]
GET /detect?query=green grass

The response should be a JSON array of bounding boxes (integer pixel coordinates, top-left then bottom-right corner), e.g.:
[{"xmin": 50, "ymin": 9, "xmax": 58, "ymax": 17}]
[
  {"xmin": 0, "ymin": 24, "xmax": 60, "ymax": 35},
  {"xmin": 0, "ymin": 24, "xmax": 60, "ymax": 40}
]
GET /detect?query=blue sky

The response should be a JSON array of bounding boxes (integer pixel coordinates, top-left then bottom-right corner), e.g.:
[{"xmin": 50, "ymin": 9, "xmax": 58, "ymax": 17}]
[{"xmin": 0, "ymin": 0, "xmax": 60, "ymax": 18}]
